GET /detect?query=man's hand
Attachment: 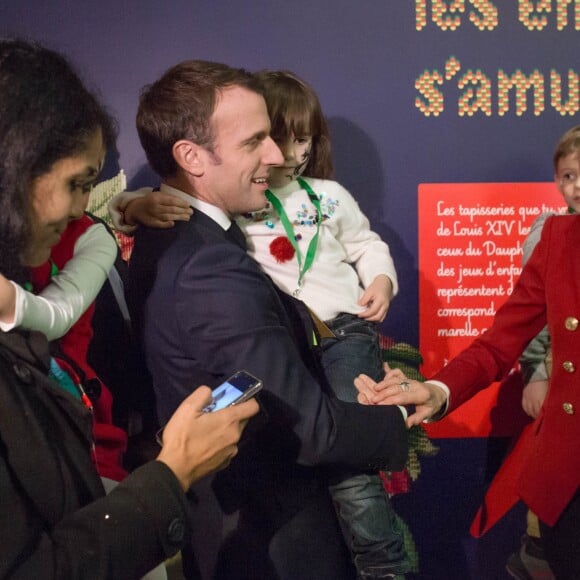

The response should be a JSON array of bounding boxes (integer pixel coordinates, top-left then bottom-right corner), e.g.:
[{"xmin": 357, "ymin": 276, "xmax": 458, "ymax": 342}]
[
  {"xmin": 521, "ymin": 379, "xmax": 549, "ymax": 418},
  {"xmin": 156, "ymin": 386, "xmax": 259, "ymax": 490},
  {"xmin": 354, "ymin": 366, "xmax": 447, "ymax": 428},
  {"xmin": 124, "ymin": 191, "xmax": 193, "ymax": 228},
  {"xmin": 357, "ymin": 275, "xmax": 393, "ymax": 322}
]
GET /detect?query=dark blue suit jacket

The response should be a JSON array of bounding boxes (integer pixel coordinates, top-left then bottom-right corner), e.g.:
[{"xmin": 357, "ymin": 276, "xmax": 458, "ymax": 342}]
[{"xmin": 128, "ymin": 209, "xmax": 408, "ymax": 578}]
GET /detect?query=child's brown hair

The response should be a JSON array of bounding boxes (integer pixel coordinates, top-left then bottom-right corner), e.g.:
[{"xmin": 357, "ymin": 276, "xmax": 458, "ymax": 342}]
[
  {"xmin": 553, "ymin": 125, "xmax": 580, "ymax": 170},
  {"xmin": 256, "ymin": 70, "xmax": 334, "ymax": 179}
]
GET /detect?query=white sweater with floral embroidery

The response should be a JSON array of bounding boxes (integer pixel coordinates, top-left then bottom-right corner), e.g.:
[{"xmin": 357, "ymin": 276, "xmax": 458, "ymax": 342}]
[{"xmin": 239, "ymin": 177, "xmax": 398, "ymax": 321}]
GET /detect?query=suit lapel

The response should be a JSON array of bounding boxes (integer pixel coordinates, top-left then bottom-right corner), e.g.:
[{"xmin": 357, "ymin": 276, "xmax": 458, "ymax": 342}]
[
  {"xmin": 188, "ymin": 210, "xmax": 323, "ymax": 378},
  {"xmin": 225, "ymin": 220, "xmax": 247, "ymax": 250}
]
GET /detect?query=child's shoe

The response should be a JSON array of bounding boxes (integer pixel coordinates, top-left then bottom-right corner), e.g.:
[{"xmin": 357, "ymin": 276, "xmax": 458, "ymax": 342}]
[{"xmin": 506, "ymin": 534, "xmax": 554, "ymax": 580}]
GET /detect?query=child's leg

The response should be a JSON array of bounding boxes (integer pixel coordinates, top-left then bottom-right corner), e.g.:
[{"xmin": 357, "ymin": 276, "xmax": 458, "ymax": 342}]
[
  {"xmin": 527, "ymin": 509, "xmax": 541, "ymax": 538},
  {"xmin": 321, "ymin": 313, "xmax": 410, "ymax": 577},
  {"xmin": 506, "ymin": 509, "xmax": 554, "ymax": 579},
  {"xmin": 328, "ymin": 470, "xmax": 408, "ymax": 577},
  {"xmin": 321, "ymin": 313, "xmax": 382, "ymax": 401}
]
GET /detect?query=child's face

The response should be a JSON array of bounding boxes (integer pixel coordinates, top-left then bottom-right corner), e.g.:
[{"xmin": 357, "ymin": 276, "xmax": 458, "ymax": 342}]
[
  {"xmin": 268, "ymin": 134, "xmax": 313, "ymax": 188},
  {"xmin": 556, "ymin": 152, "xmax": 580, "ymax": 213}
]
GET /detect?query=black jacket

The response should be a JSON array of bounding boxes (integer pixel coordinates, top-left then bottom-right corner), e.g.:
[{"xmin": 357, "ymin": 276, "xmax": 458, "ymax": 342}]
[{"xmin": 0, "ymin": 330, "xmax": 190, "ymax": 579}]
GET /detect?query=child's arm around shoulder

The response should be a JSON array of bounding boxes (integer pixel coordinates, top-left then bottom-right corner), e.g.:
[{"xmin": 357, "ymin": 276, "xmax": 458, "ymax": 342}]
[
  {"xmin": 108, "ymin": 187, "xmax": 192, "ymax": 232},
  {"xmin": 1, "ymin": 222, "xmax": 117, "ymax": 341}
]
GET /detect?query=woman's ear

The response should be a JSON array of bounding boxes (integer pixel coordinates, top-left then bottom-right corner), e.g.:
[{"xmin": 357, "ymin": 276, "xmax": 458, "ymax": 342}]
[{"xmin": 173, "ymin": 140, "xmax": 204, "ymax": 177}]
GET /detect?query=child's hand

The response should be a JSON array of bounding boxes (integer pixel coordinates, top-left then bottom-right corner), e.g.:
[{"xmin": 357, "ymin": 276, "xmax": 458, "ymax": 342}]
[
  {"xmin": 0, "ymin": 274, "xmax": 16, "ymax": 323},
  {"xmin": 124, "ymin": 191, "xmax": 193, "ymax": 229},
  {"xmin": 521, "ymin": 379, "xmax": 549, "ymax": 418},
  {"xmin": 357, "ymin": 274, "xmax": 393, "ymax": 322}
]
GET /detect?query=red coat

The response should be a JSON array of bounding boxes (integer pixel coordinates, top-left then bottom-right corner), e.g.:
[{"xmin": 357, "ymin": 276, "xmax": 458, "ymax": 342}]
[
  {"xmin": 29, "ymin": 215, "xmax": 127, "ymax": 481},
  {"xmin": 432, "ymin": 214, "xmax": 580, "ymax": 527}
]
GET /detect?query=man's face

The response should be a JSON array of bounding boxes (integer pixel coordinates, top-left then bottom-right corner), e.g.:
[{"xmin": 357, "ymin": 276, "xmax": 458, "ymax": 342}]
[
  {"xmin": 556, "ymin": 152, "xmax": 580, "ymax": 213},
  {"xmin": 200, "ymin": 86, "xmax": 283, "ymax": 215}
]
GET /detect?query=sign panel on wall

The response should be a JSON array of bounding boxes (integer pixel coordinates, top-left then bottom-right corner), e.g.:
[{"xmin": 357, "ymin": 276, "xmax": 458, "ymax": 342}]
[{"xmin": 418, "ymin": 182, "xmax": 566, "ymax": 437}]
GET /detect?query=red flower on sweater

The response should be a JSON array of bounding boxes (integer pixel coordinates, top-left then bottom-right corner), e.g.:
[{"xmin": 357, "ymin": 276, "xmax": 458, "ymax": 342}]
[{"xmin": 269, "ymin": 236, "xmax": 295, "ymax": 263}]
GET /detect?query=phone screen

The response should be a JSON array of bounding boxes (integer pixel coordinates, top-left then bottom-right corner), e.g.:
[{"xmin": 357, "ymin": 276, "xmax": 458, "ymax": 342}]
[{"xmin": 203, "ymin": 371, "xmax": 262, "ymax": 413}]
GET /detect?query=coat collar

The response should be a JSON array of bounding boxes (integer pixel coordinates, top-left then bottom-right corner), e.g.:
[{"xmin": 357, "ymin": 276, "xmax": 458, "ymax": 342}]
[
  {"xmin": 0, "ymin": 329, "xmax": 51, "ymax": 372},
  {"xmin": 0, "ymin": 330, "xmax": 104, "ymax": 527}
]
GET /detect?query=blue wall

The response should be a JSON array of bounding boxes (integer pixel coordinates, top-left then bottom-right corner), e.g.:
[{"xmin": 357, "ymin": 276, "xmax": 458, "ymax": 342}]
[
  {"xmin": 2, "ymin": 1, "xmax": 578, "ymax": 345},
  {"xmin": 2, "ymin": 2, "xmax": 577, "ymax": 577}
]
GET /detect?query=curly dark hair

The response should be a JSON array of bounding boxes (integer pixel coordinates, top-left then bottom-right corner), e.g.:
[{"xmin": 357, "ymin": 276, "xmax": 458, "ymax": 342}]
[{"xmin": 0, "ymin": 39, "xmax": 116, "ymax": 281}]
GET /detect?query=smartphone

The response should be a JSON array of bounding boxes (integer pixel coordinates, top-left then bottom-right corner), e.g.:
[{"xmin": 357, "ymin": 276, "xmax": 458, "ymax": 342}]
[{"xmin": 202, "ymin": 370, "xmax": 263, "ymax": 413}]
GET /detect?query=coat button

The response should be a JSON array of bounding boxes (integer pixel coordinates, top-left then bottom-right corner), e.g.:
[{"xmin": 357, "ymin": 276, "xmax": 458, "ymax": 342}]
[
  {"xmin": 565, "ymin": 317, "xmax": 579, "ymax": 331},
  {"xmin": 563, "ymin": 402, "xmax": 575, "ymax": 415},
  {"xmin": 13, "ymin": 363, "xmax": 32, "ymax": 384},
  {"xmin": 167, "ymin": 518, "xmax": 185, "ymax": 545},
  {"xmin": 563, "ymin": 361, "xmax": 576, "ymax": 373}
]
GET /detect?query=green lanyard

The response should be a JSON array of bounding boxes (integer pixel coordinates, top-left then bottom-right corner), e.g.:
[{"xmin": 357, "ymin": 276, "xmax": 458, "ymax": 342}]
[{"xmin": 266, "ymin": 177, "xmax": 322, "ymax": 296}]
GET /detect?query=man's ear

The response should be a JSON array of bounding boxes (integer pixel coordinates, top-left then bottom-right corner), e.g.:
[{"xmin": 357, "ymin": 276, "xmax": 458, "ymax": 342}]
[{"xmin": 173, "ymin": 139, "xmax": 205, "ymax": 176}]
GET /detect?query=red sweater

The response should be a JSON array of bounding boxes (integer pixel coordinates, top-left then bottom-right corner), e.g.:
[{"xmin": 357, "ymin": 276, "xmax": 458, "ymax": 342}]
[{"xmin": 29, "ymin": 215, "xmax": 127, "ymax": 481}]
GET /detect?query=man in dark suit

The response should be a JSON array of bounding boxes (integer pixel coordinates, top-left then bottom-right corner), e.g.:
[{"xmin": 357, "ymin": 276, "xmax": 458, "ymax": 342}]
[{"xmin": 129, "ymin": 60, "xmax": 408, "ymax": 579}]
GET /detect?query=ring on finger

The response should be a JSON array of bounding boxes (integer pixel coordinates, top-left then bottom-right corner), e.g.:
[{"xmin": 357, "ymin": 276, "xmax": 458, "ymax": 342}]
[{"xmin": 399, "ymin": 380, "xmax": 411, "ymax": 393}]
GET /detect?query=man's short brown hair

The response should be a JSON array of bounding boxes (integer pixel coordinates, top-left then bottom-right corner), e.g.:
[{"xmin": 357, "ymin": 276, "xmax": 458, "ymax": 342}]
[{"xmin": 137, "ymin": 60, "xmax": 262, "ymax": 178}]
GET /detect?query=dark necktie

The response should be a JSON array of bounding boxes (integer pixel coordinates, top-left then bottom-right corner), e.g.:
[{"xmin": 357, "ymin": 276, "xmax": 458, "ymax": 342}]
[{"xmin": 226, "ymin": 220, "xmax": 247, "ymax": 250}]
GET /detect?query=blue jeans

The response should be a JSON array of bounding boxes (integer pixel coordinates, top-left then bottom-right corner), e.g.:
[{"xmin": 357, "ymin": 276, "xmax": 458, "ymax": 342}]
[{"xmin": 321, "ymin": 313, "xmax": 409, "ymax": 578}]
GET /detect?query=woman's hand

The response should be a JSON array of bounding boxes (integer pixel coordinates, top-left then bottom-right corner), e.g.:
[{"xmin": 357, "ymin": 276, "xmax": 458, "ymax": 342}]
[
  {"xmin": 354, "ymin": 365, "xmax": 447, "ymax": 428},
  {"xmin": 156, "ymin": 386, "xmax": 259, "ymax": 490}
]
